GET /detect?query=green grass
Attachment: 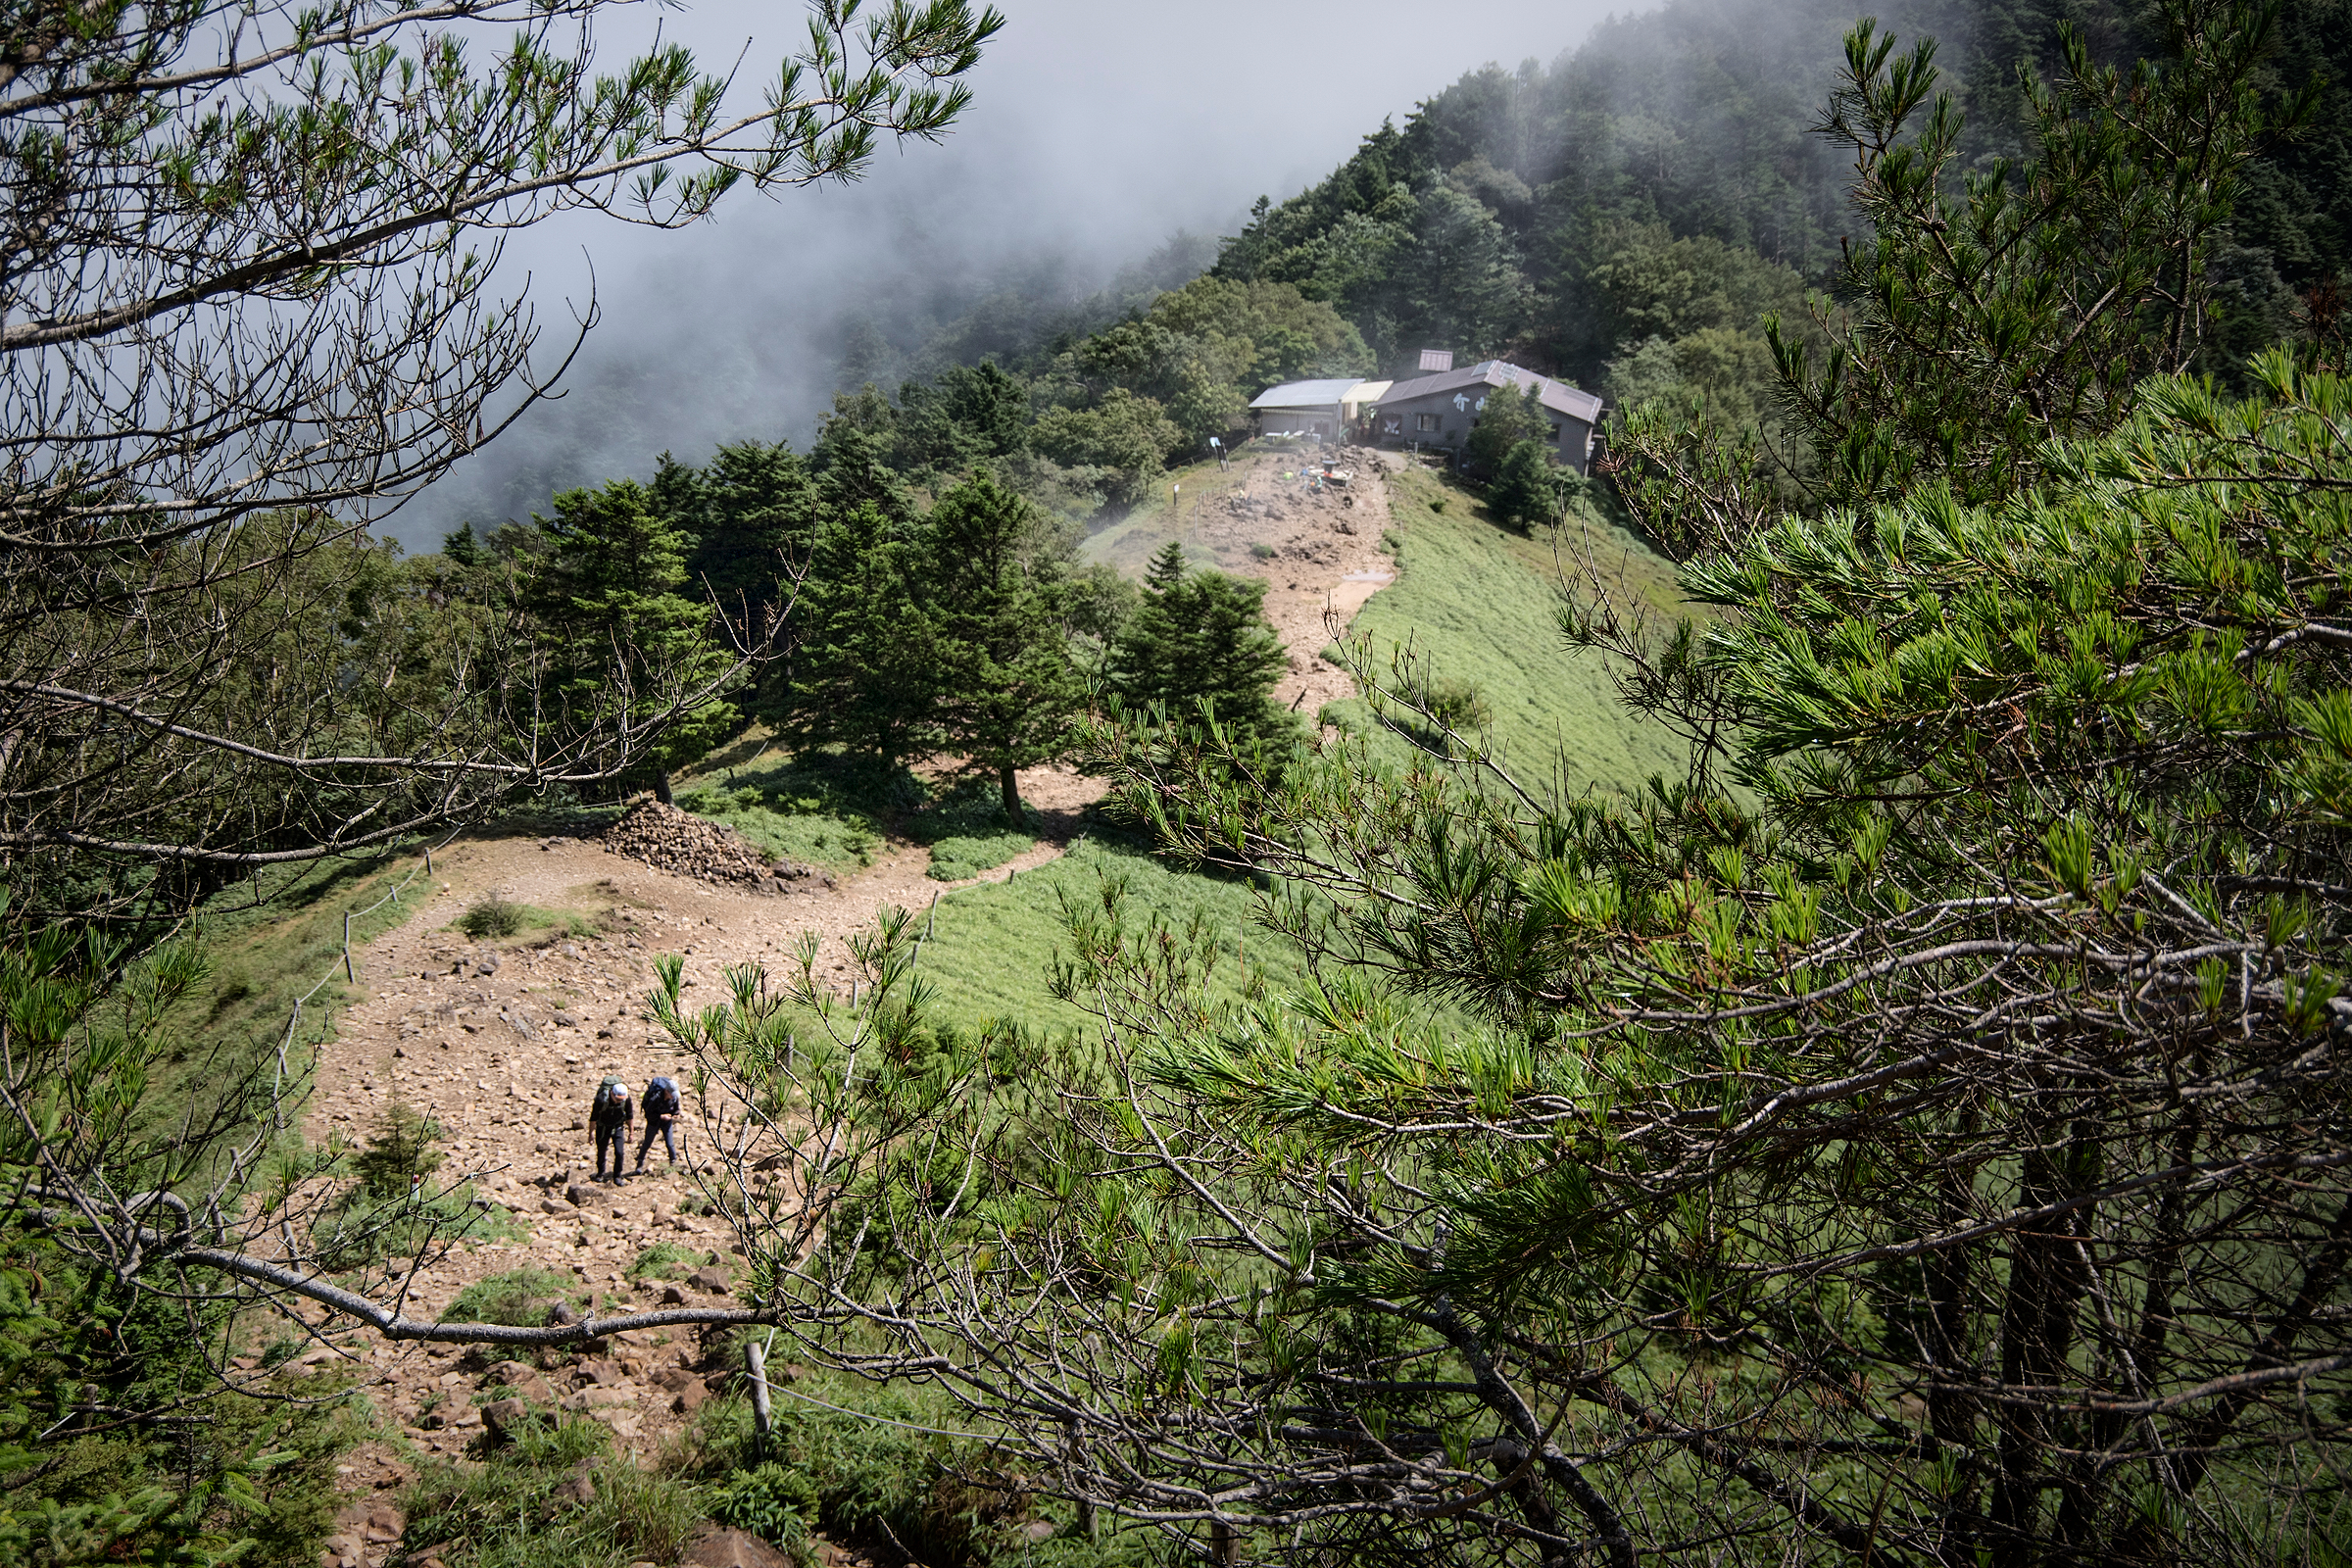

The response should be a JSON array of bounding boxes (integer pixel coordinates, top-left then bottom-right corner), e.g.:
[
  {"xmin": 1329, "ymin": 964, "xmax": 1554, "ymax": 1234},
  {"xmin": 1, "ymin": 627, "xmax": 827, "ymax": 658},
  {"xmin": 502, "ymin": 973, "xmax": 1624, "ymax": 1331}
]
[
  {"xmin": 440, "ymin": 1267, "xmax": 588, "ymax": 1328},
  {"xmin": 148, "ymin": 852, "xmax": 432, "ymax": 1181},
  {"xmin": 675, "ymin": 752, "xmax": 1045, "ymax": 882},
  {"xmin": 905, "ymin": 834, "xmax": 1307, "ymax": 1038},
  {"xmin": 904, "ymin": 779, "xmax": 1037, "ymax": 882},
  {"xmin": 400, "ymin": 1417, "xmax": 705, "ymax": 1568},
  {"xmin": 174, "ymin": 853, "xmax": 430, "ymax": 1055},
  {"xmin": 625, "ymin": 1242, "xmax": 703, "ymax": 1283},
  {"xmin": 1325, "ymin": 466, "xmax": 1688, "ymax": 794},
  {"xmin": 671, "ymin": 747, "xmax": 900, "ymax": 874}
]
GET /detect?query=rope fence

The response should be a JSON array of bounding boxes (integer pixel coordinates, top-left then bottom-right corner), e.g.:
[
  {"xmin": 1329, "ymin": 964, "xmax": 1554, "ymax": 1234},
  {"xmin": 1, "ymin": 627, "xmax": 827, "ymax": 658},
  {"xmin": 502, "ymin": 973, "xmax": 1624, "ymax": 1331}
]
[{"xmin": 268, "ymin": 828, "xmax": 466, "ymax": 1126}]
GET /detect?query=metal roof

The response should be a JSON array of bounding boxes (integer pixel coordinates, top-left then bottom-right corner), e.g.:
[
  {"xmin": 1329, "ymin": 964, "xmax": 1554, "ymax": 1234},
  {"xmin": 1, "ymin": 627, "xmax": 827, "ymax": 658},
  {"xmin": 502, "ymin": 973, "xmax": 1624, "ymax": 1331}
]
[
  {"xmin": 1250, "ymin": 377, "xmax": 1364, "ymax": 410},
  {"xmin": 1375, "ymin": 361, "xmax": 1603, "ymax": 424}
]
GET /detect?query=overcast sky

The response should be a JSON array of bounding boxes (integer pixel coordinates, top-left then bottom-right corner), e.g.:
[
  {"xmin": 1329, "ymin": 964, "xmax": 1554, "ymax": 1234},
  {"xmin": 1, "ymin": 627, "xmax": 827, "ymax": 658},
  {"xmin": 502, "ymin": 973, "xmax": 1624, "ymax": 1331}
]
[{"xmin": 395, "ymin": 0, "xmax": 1628, "ymax": 546}]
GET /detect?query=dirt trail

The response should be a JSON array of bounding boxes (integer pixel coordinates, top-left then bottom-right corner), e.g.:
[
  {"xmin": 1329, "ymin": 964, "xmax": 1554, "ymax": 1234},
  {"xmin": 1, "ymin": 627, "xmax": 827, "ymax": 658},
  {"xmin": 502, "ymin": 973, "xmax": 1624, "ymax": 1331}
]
[
  {"xmin": 308, "ymin": 452, "xmax": 1409, "ymax": 1567},
  {"xmin": 1150, "ymin": 444, "xmax": 1404, "ymax": 719}
]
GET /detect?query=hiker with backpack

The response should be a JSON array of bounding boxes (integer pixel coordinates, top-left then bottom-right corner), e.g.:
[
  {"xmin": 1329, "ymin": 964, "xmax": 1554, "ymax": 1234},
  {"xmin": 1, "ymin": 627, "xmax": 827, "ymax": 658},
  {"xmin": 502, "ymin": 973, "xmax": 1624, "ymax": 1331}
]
[
  {"xmin": 636, "ymin": 1074, "xmax": 684, "ymax": 1173},
  {"xmin": 589, "ymin": 1077, "xmax": 633, "ymax": 1183}
]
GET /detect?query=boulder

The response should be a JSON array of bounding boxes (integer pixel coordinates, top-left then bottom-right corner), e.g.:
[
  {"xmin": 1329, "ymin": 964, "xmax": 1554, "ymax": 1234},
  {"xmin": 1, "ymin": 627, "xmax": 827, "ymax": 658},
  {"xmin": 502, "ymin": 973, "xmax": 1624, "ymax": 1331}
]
[
  {"xmin": 660, "ymin": 1284, "xmax": 688, "ymax": 1305},
  {"xmin": 669, "ymin": 1380, "xmax": 709, "ymax": 1415},
  {"xmin": 567, "ymin": 1385, "xmax": 636, "ymax": 1411},
  {"xmin": 481, "ymin": 1363, "xmax": 553, "ymax": 1403},
  {"xmin": 682, "ymin": 1526, "xmax": 794, "ymax": 1568},
  {"xmin": 685, "ymin": 1267, "xmax": 731, "ymax": 1295}
]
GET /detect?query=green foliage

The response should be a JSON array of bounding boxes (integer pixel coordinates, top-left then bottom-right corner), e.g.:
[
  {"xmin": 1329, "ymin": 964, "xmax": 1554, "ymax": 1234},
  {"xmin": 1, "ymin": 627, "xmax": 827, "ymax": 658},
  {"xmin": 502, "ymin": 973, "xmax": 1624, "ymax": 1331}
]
[
  {"xmin": 1027, "ymin": 390, "xmax": 1183, "ymax": 505},
  {"xmin": 906, "ymin": 780, "xmax": 1038, "ymax": 882},
  {"xmin": 1107, "ymin": 542, "xmax": 1296, "ymax": 758},
  {"xmin": 906, "ymin": 835, "xmax": 1313, "ymax": 1037},
  {"xmin": 1766, "ymin": 6, "xmax": 2308, "ymax": 510},
  {"xmin": 528, "ymin": 475, "xmax": 742, "ymax": 791},
  {"xmin": 625, "ymin": 1243, "xmax": 700, "ymax": 1283},
  {"xmin": 706, "ymin": 1463, "xmax": 817, "ymax": 1549},
  {"xmin": 1329, "ymin": 466, "xmax": 1685, "ymax": 783},
  {"xmin": 778, "ymin": 502, "xmax": 942, "ymax": 768},
  {"xmin": 456, "ymin": 894, "xmax": 526, "ymax": 939},
  {"xmin": 401, "ymin": 1418, "xmax": 703, "ymax": 1568},
  {"xmin": 1045, "ymin": 9, "xmax": 2352, "ymax": 1560},
  {"xmin": 922, "ymin": 471, "xmax": 1085, "ymax": 819},
  {"xmin": 1462, "ymin": 383, "xmax": 1550, "ymax": 477},
  {"xmin": 669, "ymin": 441, "xmax": 819, "ymax": 637},
  {"xmin": 1483, "ymin": 440, "xmax": 1569, "ymax": 531},
  {"xmin": 675, "ymin": 1384, "xmax": 1032, "ymax": 1566},
  {"xmin": 439, "ymin": 1268, "xmax": 588, "ymax": 1329}
]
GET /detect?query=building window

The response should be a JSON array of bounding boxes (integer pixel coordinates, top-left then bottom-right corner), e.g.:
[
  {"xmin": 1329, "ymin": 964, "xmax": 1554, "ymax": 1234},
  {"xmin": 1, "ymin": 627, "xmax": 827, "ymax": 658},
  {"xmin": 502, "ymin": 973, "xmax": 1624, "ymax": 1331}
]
[
  {"xmin": 1415, "ymin": 412, "xmax": 1440, "ymax": 432},
  {"xmin": 1548, "ymin": 423, "xmax": 1561, "ymax": 442}
]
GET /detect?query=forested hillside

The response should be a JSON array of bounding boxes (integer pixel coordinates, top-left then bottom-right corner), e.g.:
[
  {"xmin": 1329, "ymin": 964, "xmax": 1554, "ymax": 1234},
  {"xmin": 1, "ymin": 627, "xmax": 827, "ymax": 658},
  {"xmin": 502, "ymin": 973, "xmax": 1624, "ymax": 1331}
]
[
  {"xmin": 798, "ymin": 0, "xmax": 2352, "ymax": 519},
  {"xmin": 1209, "ymin": 0, "xmax": 2352, "ymax": 415}
]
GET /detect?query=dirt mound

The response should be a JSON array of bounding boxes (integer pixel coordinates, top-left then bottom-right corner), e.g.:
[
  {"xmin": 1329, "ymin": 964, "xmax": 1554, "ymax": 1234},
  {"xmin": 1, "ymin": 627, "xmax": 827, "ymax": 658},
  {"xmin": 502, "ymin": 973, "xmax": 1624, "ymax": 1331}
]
[{"xmin": 598, "ymin": 799, "xmax": 828, "ymax": 894}]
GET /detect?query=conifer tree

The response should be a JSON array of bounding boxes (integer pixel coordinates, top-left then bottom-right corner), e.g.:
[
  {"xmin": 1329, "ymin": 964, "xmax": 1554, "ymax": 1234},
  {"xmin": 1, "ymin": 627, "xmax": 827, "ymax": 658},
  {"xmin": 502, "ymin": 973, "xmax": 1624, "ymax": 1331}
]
[
  {"xmin": 1484, "ymin": 439, "xmax": 1566, "ymax": 530},
  {"xmin": 1110, "ymin": 541, "xmax": 1293, "ymax": 753},
  {"xmin": 529, "ymin": 477, "xmax": 739, "ymax": 804},
  {"xmin": 781, "ymin": 502, "xmax": 941, "ymax": 772},
  {"xmin": 686, "ymin": 442, "xmax": 818, "ymax": 638},
  {"xmin": 1463, "ymin": 382, "xmax": 1551, "ymax": 477},
  {"xmin": 923, "ymin": 472, "xmax": 1082, "ymax": 819}
]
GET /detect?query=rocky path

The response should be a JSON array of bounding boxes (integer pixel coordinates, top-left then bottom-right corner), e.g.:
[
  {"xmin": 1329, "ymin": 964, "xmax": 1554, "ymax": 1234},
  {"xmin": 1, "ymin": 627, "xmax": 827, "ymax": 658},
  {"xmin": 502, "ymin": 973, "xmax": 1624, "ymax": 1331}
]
[{"xmin": 307, "ymin": 454, "xmax": 1410, "ymax": 1566}]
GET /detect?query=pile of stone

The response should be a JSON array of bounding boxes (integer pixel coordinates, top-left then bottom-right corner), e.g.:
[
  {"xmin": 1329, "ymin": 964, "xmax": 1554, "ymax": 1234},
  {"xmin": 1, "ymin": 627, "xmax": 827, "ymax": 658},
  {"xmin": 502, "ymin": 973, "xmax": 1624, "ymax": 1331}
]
[{"xmin": 598, "ymin": 798, "xmax": 828, "ymax": 894}]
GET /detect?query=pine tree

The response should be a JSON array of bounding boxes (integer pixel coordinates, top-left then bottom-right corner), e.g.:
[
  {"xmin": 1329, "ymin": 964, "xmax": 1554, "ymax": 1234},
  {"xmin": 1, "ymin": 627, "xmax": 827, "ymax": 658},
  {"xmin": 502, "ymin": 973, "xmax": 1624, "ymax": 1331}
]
[
  {"xmin": 1110, "ymin": 542, "xmax": 1293, "ymax": 753},
  {"xmin": 1463, "ymin": 383, "xmax": 1552, "ymax": 478},
  {"xmin": 922, "ymin": 471, "xmax": 1082, "ymax": 819},
  {"xmin": 686, "ymin": 441, "xmax": 817, "ymax": 641},
  {"xmin": 781, "ymin": 502, "xmax": 941, "ymax": 771},
  {"xmin": 1485, "ymin": 439, "xmax": 1566, "ymax": 530},
  {"xmin": 528, "ymin": 477, "xmax": 739, "ymax": 804}
]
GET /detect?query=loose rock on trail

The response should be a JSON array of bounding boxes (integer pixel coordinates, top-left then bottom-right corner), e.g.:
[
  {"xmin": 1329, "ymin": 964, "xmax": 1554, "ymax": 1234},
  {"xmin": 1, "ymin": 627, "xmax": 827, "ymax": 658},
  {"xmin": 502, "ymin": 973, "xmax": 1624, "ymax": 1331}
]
[{"xmin": 597, "ymin": 797, "xmax": 832, "ymax": 893}]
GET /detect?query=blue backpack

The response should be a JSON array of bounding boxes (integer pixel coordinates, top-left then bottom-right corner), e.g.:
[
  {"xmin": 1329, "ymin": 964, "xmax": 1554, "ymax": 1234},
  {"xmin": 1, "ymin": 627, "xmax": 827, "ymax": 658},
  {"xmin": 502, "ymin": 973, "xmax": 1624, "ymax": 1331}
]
[{"xmin": 644, "ymin": 1076, "xmax": 680, "ymax": 1116}]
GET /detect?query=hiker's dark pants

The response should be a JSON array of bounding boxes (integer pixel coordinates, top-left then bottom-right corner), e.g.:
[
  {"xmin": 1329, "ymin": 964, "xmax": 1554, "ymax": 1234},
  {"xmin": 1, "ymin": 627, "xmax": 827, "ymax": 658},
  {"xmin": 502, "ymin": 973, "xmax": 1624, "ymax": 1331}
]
[
  {"xmin": 594, "ymin": 1123, "xmax": 626, "ymax": 1177},
  {"xmin": 637, "ymin": 1117, "xmax": 679, "ymax": 1168}
]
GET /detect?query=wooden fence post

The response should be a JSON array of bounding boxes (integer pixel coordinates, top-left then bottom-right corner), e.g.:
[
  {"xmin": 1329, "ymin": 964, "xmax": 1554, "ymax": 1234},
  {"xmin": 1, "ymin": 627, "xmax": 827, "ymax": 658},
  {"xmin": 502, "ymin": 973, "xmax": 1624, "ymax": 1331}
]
[{"xmin": 745, "ymin": 1337, "xmax": 774, "ymax": 1463}]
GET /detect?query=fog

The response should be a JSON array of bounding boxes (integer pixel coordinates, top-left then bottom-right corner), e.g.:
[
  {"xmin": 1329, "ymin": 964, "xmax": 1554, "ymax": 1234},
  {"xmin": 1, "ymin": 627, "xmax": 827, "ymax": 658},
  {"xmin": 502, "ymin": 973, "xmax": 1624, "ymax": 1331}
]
[{"xmin": 390, "ymin": 0, "xmax": 1623, "ymax": 549}]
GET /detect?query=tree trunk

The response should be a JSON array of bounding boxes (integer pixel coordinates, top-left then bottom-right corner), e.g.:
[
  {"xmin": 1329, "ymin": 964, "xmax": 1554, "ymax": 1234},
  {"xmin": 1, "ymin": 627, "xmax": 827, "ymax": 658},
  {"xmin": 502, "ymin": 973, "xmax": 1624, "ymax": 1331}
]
[
  {"xmin": 653, "ymin": 768, "xmax": 673, "ymax": 807},
  {"xmin": 1000, "ymin": 761, "xmax": 1022, "ymax": 823}
]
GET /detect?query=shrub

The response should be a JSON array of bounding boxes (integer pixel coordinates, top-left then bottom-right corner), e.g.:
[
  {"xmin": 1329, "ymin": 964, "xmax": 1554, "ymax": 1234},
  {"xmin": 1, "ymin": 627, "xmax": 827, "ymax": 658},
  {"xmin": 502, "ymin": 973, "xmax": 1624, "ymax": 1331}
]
[
  {"xmin": 1417, "ymin": 675, "xmax": 1491, "ymax": 733},
  {"xmin": 440, "ymin": 1267, "xmax": 586, "ymax": 1328},
  {"xmin": 456, "ymin": 894, "xmax": 525, "ymax": 938},
  {"xmin": 1249, "ymin": 541, "xmax": 1276, "ymax": 560},
  {"xmin": 401, "ymin": 1416, "xmax": 703, "ymax": 1568},
  {"xmin": 625, "ymin": 1243, "xmax": 698, "ymax": 1283},
  {"xmin": 351, "ymin": 1102, "xmax": 443, "ymax": 1198},
  {"xmin": 708, "ymin": 1463, "xmax": 817, "ymax": 1549}
]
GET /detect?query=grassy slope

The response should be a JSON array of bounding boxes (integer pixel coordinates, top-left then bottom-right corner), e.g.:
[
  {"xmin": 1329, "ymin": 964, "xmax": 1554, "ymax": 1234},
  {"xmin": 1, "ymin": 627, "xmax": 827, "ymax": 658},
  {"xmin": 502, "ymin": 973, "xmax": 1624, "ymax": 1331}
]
[
  {"xmin": 1328, "ymin": 466, "xmax": 1689, "ymax": 794},
  {"xmin": 906, "ymin": 834, "xmax": 1299, "ymax": 1038},
  {"xmin": 1080, "ymin": 451, "xmax": 1253, "ymax": 574},
  {"xmin": 151, "ymin": 854, "xmax": 431, "ymax": 1167},
  {"xmin": 913, "ymin": 459, "xmax": 1690, "ymax": 1039}
]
